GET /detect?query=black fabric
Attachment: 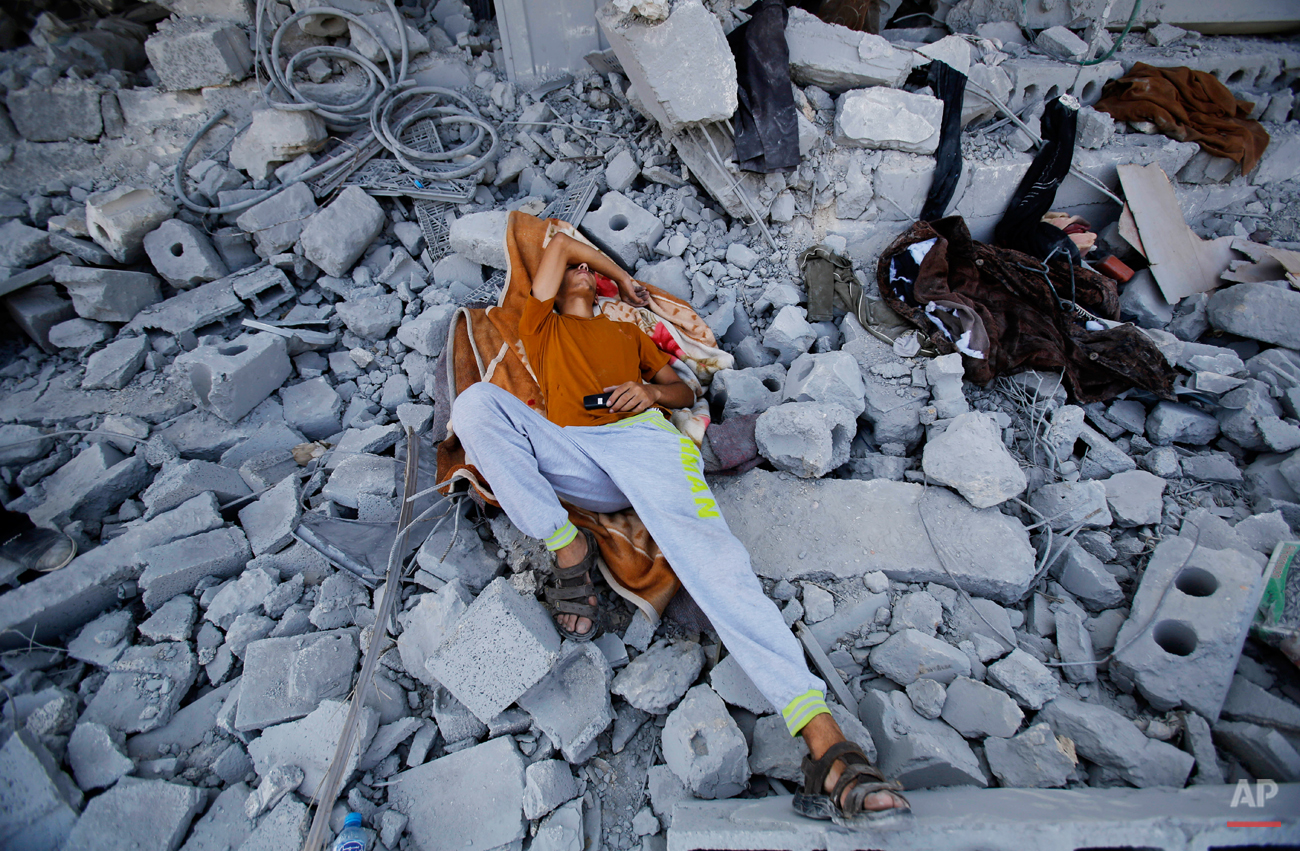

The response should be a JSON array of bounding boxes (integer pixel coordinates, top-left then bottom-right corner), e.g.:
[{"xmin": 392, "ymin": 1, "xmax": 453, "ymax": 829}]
[
  {"xmin": 729, "ymin": 0, "xmax": 800, "ymax": 174},
  {"xmin": 993, "ymin": 96, "xmax": 1081, "ymax": 262},
  {"xmin": 0, "ymin": 508, "xmax": 34, "ymax": 544},
  {"xmin": 920, "ymin": 60, "xmax": 968, "ymax": 222}
]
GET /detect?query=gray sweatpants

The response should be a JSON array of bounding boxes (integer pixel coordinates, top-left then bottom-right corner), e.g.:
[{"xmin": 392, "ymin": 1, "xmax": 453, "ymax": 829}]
[{"xmin": 451, "ymin": 382, "xmax": 827, "ymax": 734}]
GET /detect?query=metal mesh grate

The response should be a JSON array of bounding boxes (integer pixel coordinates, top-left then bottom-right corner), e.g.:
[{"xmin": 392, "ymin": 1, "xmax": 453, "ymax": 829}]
[
  {"xmin": 414, "ymin": 200, "xmax": 454, "ymax": 265},
  {"xmin": 540, "ymin": 170, "xmax": 600, "ymax": 226},
  {"xmin": 464, "ymin": 269, "xmax": 505, "ymax": 305},
  {"xmin": 344, "ymin": 116, "xmax": 477, "ymax": 202}
]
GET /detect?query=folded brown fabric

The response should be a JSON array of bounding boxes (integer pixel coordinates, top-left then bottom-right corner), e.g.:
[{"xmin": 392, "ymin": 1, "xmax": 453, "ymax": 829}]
[{"xmin": 1095, "ymin": 62, "xmax": 1270, "ymax": 174}]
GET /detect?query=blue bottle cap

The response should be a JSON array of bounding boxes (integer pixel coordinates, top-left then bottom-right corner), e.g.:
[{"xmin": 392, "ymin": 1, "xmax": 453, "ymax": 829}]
[{"xmin": 344, "ymin": 813, "xmax": 363, "ymax": 828}]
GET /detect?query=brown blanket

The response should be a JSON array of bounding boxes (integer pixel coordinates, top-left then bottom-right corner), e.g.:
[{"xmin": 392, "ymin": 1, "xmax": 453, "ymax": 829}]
[
  {"xmin": 435, "ymin": 212, "xmax": 718, "ymax": 621},
  {"xmin": 1095, "ymin": 63, "xmax": 1271, "ymax": 174},
  {"xmin": 877, "ymin": 217, "xmax": 1177, "ymax": 404}
]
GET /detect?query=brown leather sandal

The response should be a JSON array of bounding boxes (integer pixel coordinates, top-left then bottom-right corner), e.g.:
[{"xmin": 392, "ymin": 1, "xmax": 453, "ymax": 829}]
[
  {"xmin": 792, "ymin": 741, "xmax": 911, "ymax": 825},
  {"xmin": 544, "ymin": 530, "xmax": 601, "ymax": 642}
]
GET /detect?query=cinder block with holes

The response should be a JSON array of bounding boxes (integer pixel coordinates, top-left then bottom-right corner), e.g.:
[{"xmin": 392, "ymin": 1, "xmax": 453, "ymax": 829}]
[
  {"xmin": 230, "ymin": 265, "xmax": 295, "ymax": 317},
  {"xmin": 1000, "ymin": 58, "xmax": 1121, "ymax": 112},
  {"xmin": 174, "ymin": 332, "xmax": 291, "ymax": 423},
  {"xmin": 142, "ymin": 219, "xmax": 229, "ymax": 289},
  {"xmin": 1111, "ymin": 536, "xmax": 1267, "ymax": 721},
  {"xmin": 578, "ymin": 191, "xmax": 664, "ymax": 271},
  {"xmin": 85, "ymin": 186, "xmax": 176, "ymax": 264}
]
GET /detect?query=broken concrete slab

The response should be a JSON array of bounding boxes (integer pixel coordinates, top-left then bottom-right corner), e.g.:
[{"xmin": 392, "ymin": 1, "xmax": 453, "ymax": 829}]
[
  {"xmin": 139, "ymin": 526, "xmax": 252, "ymax": 610},
  {"xmin": 85, "ymin": 185, "xmax": 176, "ymax": 264},
  {"xmin": 28, "ymin": 442, "xmax": 151, "ymax": 529},
  {"xmin": 611, "ymin": 638, "xmax": 705, "ymax": 714},
  {"xmin": 983, "ymin": 722, "xmax": 1075, "ymax": 788},
  {"xmin": 922, "ymin": 411, "xmax": 1027, "ymax": 508},
  {"xmin": 300, "ymin": 186, "xmax": 385, "ymax": 278},
  {"xmin": 142, "ymin": 459, "xmax": 250, "ymax": 519},
  {"xmin": 82, "ymin": 641, "xmax": 198, "ymax": 734},
  {"xmin": 1037, "ymin": 696, "xmax": 1194, "ymax": 788},
  {"xmin": 596, "ymin": 0, "xmax": 737, "ymax": 134},
  {"xmin": 387, "ymin": 735, "xmax": 526, "ymax": 851},
  {"xmin": 0, "ymin": 730, "xmax": 82, "ymax": 851},
  {"xmin": 785, "ymin": 7, "xmax": 911, "ymax": 93},
  {"xmin": 858, "ymin": 688, "xmax": 988, "ymax": 789},
  {"xmin": 518, "ymin": 642, "xmax": 614, "ymax": 763},
  {"xmin": 941, "ymin": 676, "xmax": 1024, "ymax": 739},
  {"xmin": 144, "ymin": 17, "xmax": 253, "ymax": 91},
  {"xmin": 235, "ymin": 629, "xmax": 358, "ymax": 731},
  {"xmin": 81, "ymin": 335, "xmax": 150, "ymax": 391},
  {"xmin": 52, "ymin": 265, "xmax": 163, "ymax": 323},
  {"xmin": 755, "ymin": 401, "xmax": 855, "ymax": 478},
  {"xmin": 64, "ymin": 778, "xmax": 203, "ymax": 851},
  {"xmin": 835, "ymin": 87, "xmax": 943, "ymax": 155},
  {"xmin": 248, "ymin": 698, "xmax": 378, "ymax": 796},
  {"xmin": 985, "ymin": 649, "xmax": 1060, "ymax": 710},
  {"xmin": 713, "ymin": 469, "xmax": 1036, "ymax": 604},
  {"xmin": 175, "ymin": 333, "xmax": 293, "ymax": 424},
  {"xmin": 870, "ymin": 628, "xmax": 972, "ymax": 686}
]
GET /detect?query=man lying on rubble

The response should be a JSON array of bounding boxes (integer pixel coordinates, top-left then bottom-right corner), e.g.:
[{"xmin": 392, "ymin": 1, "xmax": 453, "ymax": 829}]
[{"xmin": 450, "ymin": 230, "xmax": 910, "ymax": 823}]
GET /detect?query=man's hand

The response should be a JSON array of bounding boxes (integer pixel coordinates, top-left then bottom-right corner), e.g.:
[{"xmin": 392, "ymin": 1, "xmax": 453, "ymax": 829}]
[
  {"xmin": 603, "ymin": 382, "xmax": 658, "ymax": 413},
  {"xmin": 616, "ymin": 275, "xmax": 651, "ymax": 308}
]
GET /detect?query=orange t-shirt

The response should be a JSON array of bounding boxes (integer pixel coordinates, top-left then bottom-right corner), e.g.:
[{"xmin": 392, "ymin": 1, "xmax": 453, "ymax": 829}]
[{"xmin": 520, "ymin": 295, "xmax": 672, "ymax": 428}]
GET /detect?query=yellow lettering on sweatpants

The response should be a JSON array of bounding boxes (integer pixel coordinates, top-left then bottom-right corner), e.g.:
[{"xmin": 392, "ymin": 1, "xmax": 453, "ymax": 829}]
[
  {"xmin": 695, "ymin": 497, "xmax": 720, "ymax": 518},
  {"xmin": 686, "ymin": 475, "xmax": 709, "ymax": 493}
]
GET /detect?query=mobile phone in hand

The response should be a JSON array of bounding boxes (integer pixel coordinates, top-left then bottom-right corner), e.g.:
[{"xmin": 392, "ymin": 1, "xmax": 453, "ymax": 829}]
[{"xmin": 583, "ymin": 393, "xmax": 610, "ymax": 410}]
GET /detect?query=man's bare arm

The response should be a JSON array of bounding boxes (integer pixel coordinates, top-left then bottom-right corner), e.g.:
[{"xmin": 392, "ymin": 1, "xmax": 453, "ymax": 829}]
[
  {"xmin": 532, "ymin": 232, "xmax": 650, "ymax": 306},
  {"xmin": 605, "ymin": 363, "xmax": 695, "ymax": 413}
]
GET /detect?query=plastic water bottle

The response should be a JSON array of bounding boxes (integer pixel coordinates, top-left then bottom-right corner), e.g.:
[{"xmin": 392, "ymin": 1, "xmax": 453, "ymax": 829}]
[{"xmin": 332, "ymin": 813, "xmax": 372, "ymax": 851}]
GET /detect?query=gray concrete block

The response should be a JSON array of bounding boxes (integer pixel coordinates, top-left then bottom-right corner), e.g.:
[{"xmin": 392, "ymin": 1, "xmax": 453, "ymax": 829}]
[
  {"xmin": 858, "ymin": 688, "xmax": 988, "ymax": 789},
  {"xmin": 523, "ymin": 759, "xmax": 580, "ymax": 821},
  {"xmin": 176, "ymin": 783, "xmax": 254, "ymax": 851},
  {"xmin": 983, "ymin": 722, "xmax": 1074, "ymax": 788},
  {"xmin": 835, "ymin": 88, "xmax": 943, "ymax": 155},
  {"xmin": 237, "ymin": 796, "xmax": 309, "ymax": 851},
  {"xmin": 1047, "ymin": 540, "xmax": 1124, "ymax": 612},
  {"xmin": 425, "ymin": 577, "xmax": 561, "ymax": 722},
  {"xmin": 64, "ymin": 778, "xmax": 203, "ymax": 851},
  {"xmin": 663, "ymin": 685, "xmax": 751, "ymax": 799},
  {"xmin": 387, "ymin": 736, "xmax": 526, "ymax": 851},
  {"xmin": 335, "ymin": 293, "xmax": 403, "ymax": 340},
  {"xmin": 145, "ymin": 17, "xmax": 252, "ymax": 91},
  {"xmin": 396, "ymin": 302, "xmax": 457, "ymax": 358},
  {"xmin": 143, "ymin": 219, "xmax": 228, "ymax": 289},
  {"xmin": 398, "ymin": 582, "xmax": 472, "ymax": 687},
  {"xmin": 712, "ymin": 469, "xmax": 1036, "ymax": 604},
  {"xmin": 142, "ymin": 459, "xmax": 250, "ymax": 519},
  {"xmin": 125, "ymin": 278, "xmax": 246, "ymax": 337},
  {"xmin": 708, "ymin": 653, "xmax": 774, "ymax": 715},
  {"xmin": 1029, "ymin": 480, "xmax": 1112, "ymax": 531},
  {"xmin": 1146, "ymin": 401, "xmax": 1220, "ymax": 446},
  {"xmin": 234, "ymin": 183, "xmax": 318, "ymax": 257},
  {"xmin": 1213, "ymin": 721, "xmax": 1300, "ymax": 782},
  {"xmin": 236, "ymin": 629, "xmax": 358, "ymax": 731},
  {"xmin": 308, "ymin": 570, "xmax": 368, "ymax": 630},
  {"xmin": 905, "ymin": 679, "xmax": 946, "ymax": 720},
  {"xmin": 530, "ymin": 798, "xmax": 583, "ymax": 851},
  {"xmin": 67, "ymin": 723, "xmax": 132, "ymax": 792},
  {"xmin": 782, "ymin": 351, "xmax": 866, "ymax": 417},
  {"xmin": 431, "ymin": 685, "xmax": 488, "ymax": 744},
  {"xmin": 1053, "ymin": 604, "xmax": 1096, "ymax": 684},
  {"xmin": 139, "ymin": 527, "xmax": 252, "ymax": 611},
  {"xmin": 82, "ymin": 642, "xmax": 198, "ymax": 734},
  {"xmin": 448, "ymin": 210, "xmax": 509, "ymax": 270},
  {"xmin": 1102, "ymin": 469, "xmax": 1166, "ymax": 527},
  {"xmin": 1182, "ymin": 712, "xmax": 1225, "ymax": 786},
  {"xmin": 1037, "ymin": 697, "xmax": 1194, "ymax": 788},
  {"xmin": 870, "ymin": 628, "xmax": 972, "ymax": 686},
  {"xmin": 48, "ymin": 317, "xmax": 113, "ymax": 349},
  {"xmin": 28, "ymin": 442, "xmax": 151, "ymax": 529},
  {"xmin": 985, "ymin": 649, "xmax": 1059, "ymax": 710},
  {"xmin": 81, "ymin": 335, "xmax": 150, "ymax": 391},
  {"xmin": 248, "ymin": 698, "xmax": 378, "ymax": 795},
  {"xmin": 7, "ymin": 81, "xmax": 103, "ymax": 142},
  {"xmin": 321, "ymin": 453, "xmax": 395, "ymax": 509},
  {"xmin": 280, "ymin": 377, "xmax": 342, "ymax": 441},
  {"xmin": 0, "ymin": 730, "xmax": 82, "ymax": 851},
  {"xmin": 229, "ymin": 110, "xmax": 327, "ymax": 182},
  {"xmin": 176, "ymin": 333, "xmax": 293, "ymax": 424},
  {"xmin": 1221, "ymin": 675, "xmax": 1300, "ymax": 732},
  {"xmin": 606, "ymin": 149, "xmax": 639, "ymax": 193},
  {"xmin": 237, "ymin": 473, "xmax": 301, "ymax": 556},
  {"xmin": 300, "ymin": 186, "xmax": 384, "ymax": 278},
  {"xmin": 923, "ymin": 412, "xmax": 1027, "ymax": 509},
  {"xmin": 1111, "ymin": 537, "xmax": 1267, "ymax": 721},
  {"xmin": 139, "ymin": 595, "xmax": 198, "ymax": 643},
  {"xmin": 1208, "ymin": 282, "xmax": 1300, "ymax": 351},
  {"xmin": 596, "ymin": 0, "xmax": 737, "ymax": 133},
  {"xmin": 581, "ymin": 191, "xmax": 664, "ymax": 270},
  {"xmin": 229, "ymin": 265, "xmax": 294, "ymax": 316},
  {"xmin": 52, "ymin": 265, "xmax": 163, "ymax": 323},
  {"xmin": 762, "ymin": 306, "xmax": 816, "ymax": 366},
  {"xmin": 518, "ymin": 642, "xmax": 613, "ymax": 763},
  {"xmin": 611, "ymin": 638, "xmax": 705, "ymax": 714},
  {"xmin": 941, "ymin": 676, "xmax": 1023, "ymax": 738},
  {"xmin": 85, "ymin": 185, "xmax": 176, "ymax": 264},
  {"xmin": 710, "ymin": 365, "xmax": 785, "ymax": 420},
  {"xmin": 0, "ymin": 220, "xmax": 54, "ymax": 269},
  {"xmin": 4, "ymin": 284, "xmax": 75, "ymax": 353},
  {"xmin": 755, "ymin": 401, "xmax": 856, "ymax": 479},
  {"xmin": 785, "ymin": 7, "xmax": 911, "ymax": 93}
]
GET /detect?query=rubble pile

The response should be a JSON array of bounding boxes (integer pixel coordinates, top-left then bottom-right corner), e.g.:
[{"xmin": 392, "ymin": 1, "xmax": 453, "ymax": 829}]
[{"xmin": 1, "ymin": 1, "xmax": 1299, "ymax": 850}]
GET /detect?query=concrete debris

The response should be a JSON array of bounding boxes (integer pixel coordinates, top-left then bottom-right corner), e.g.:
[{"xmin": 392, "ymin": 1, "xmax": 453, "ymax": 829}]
[{"xmin": 0, "ymin": 6, "xmax": 1299, "ymax": 848}]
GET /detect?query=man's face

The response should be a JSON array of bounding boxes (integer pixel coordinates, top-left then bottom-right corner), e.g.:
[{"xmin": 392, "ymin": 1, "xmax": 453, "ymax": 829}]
[{"xmin": 559, "ymin": 262, "xmax": 595, "ymax": 299}]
